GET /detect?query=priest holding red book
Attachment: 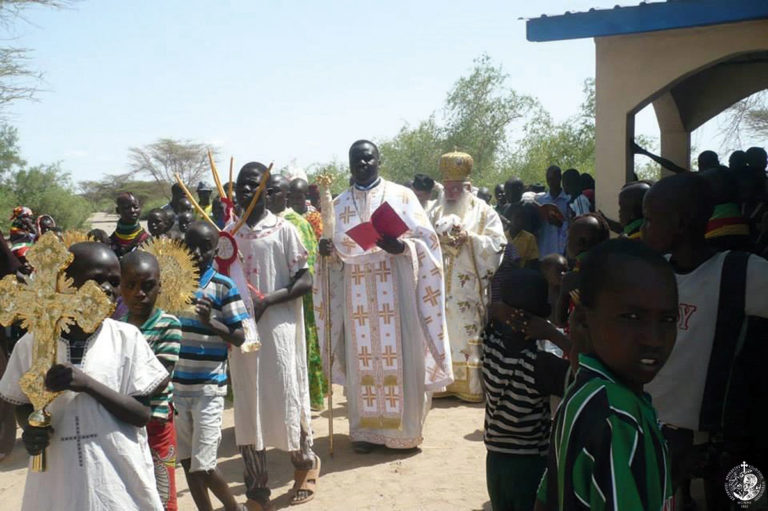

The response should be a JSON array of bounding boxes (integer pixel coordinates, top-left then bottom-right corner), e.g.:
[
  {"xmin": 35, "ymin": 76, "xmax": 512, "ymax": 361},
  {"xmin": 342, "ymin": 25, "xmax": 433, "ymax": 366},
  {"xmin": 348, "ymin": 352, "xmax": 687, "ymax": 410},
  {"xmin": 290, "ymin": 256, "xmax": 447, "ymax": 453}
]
[{"xmin": 315, "ymin": 140, "xmax": 453, "ymax": 454}]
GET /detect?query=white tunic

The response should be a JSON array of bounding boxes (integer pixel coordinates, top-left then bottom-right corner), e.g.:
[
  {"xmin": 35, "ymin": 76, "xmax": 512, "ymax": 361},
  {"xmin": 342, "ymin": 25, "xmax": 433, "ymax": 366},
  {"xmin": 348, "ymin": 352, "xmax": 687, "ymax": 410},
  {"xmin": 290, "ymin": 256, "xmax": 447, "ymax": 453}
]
[
  {"xmin": 0, "ymin": 318, "xmax": 167, "ymax": 511},
  {"xmin": 227, "ymin": 212, "xmax": 312, "ymax": 451},
  {"xmin": 646, "ymin": 251, "xmax": 768, "ymax": 430}
]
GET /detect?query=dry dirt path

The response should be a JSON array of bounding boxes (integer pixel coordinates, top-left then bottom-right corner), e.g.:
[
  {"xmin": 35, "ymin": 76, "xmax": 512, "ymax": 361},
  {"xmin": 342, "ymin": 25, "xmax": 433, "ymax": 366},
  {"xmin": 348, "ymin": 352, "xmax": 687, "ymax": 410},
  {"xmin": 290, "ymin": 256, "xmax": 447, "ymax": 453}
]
[{"xmin": 0, "ymin": 386, "xmax": 491, "ymax": 511}]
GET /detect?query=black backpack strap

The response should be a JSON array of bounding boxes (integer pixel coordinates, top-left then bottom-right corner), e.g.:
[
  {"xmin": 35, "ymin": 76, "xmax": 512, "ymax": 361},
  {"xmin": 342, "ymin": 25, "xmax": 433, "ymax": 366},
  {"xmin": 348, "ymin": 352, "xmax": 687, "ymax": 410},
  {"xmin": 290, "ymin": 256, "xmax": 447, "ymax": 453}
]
[
  {"xmin": 699, "ymin": 251, "xmax": 748, "ymax": 432},
  {"xmin": 699, "ymin": 251, "xmax": 750, "ymax": 432}
]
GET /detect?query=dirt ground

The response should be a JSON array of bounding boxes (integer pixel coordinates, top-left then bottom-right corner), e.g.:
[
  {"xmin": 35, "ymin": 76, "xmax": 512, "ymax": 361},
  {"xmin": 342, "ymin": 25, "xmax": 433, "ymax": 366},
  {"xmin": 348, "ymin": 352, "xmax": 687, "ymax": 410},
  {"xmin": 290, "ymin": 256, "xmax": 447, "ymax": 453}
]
[{"xmin": 0, "ymin": 385, "xmax": 492, "ymax": 511}]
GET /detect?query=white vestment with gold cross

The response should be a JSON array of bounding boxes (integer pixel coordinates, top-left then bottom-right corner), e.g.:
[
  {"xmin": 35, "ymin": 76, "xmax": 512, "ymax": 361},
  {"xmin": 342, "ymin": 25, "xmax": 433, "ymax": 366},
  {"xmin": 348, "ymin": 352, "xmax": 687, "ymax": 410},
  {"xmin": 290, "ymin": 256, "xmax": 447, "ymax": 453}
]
[
  {"xmin": 429, "ymin": 194, "xmax": 505, "ymax": 402},
  {"xmin": 314, "ymin": 179, "xmax": 453, "ymax": 448}
]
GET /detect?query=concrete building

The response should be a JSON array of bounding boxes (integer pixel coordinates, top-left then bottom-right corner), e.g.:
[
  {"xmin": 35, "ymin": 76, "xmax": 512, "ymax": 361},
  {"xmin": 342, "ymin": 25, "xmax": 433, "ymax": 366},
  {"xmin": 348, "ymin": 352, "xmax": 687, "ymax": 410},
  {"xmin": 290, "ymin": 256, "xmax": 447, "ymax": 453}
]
[{"xmin": 527, "ymin": 0, "xmax": 768, "ymax": 217}]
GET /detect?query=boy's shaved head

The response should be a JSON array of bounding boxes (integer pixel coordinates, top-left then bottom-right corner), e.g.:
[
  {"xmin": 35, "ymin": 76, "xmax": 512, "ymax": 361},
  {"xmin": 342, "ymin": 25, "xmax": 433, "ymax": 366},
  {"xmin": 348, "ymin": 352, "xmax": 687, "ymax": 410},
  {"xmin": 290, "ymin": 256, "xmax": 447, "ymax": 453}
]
[
  {"xmin": 120, "ymin": 250, "xmax": 159, "ymax": 275},
  {"xmin": 69, "ymin": 242, "xmax": 119, "ymax": 277},
  {"xmin": 540, "ymin": 253, "xmax": 567, "ymax": 278},
  {"xmin": 700, "ymin": 165, "xmax": 738, "ymax": 204},
  {"xmin": 566, "ymin": 213, "xmax": 610, "ymax": 260},
  {"xmin": 497, "ymin": 268, "xmax": 550, "ymax": 318},
  {"xmin": 186, "ymin": 220, "xmax": 218, "ymax": 241},
  {"xmin": 67, "ymin": 242, "xmax": 121, "ymax": 302},
  {"xmin": 580, "ymin": 238, "xmax": 675, "ymax": 309},
  {"xmin": 619, "ymin": 181, "xmax": 652, "ymax": 227},
  {"xmin": 649, "ymin": 173, "xmax": 714, "ymax": 224},
  {"xmin": 698, "ymin": 150, "xmax": 719, "ymax": 171},
  {"xmin": 642, "ymin": 173, "xmax": 714, "ymax": 253}
]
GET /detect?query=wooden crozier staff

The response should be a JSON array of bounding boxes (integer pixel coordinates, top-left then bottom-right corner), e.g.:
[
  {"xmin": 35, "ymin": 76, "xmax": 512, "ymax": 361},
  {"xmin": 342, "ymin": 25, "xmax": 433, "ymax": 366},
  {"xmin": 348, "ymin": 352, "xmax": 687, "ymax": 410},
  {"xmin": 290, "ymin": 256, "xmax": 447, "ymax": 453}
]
[
  {"xmin": 316, "ymin": 174, "xmax": 335, "ymax": 456},
  {"xmin": 0, "ymin": 232, "xmax": 114, "ymax": 471}
]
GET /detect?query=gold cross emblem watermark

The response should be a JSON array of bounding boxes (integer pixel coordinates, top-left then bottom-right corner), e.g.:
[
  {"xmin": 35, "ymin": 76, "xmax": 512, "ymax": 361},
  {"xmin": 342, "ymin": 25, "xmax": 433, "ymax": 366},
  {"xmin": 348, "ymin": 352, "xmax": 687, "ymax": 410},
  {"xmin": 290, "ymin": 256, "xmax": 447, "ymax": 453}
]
[{"xmin": 0, "ymin": 232, "xmax": 114, "ymax": 471}]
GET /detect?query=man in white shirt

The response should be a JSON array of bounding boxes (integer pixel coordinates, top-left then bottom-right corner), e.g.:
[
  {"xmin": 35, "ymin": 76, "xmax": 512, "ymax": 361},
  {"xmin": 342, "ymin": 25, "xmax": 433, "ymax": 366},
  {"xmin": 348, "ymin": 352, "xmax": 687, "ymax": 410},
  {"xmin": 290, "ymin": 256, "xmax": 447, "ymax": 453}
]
[{"xmin": 642, "ymin": 172, "xmax": 768, "ymax": 509}]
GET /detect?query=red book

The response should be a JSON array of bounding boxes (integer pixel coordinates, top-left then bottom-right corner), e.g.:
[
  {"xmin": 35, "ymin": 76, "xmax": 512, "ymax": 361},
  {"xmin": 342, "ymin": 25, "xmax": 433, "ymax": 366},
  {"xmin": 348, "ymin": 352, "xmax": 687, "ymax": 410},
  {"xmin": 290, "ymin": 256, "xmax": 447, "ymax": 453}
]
[{"xmin": 345, "ymin": 201, "xmax": 409, "ymax": 251}]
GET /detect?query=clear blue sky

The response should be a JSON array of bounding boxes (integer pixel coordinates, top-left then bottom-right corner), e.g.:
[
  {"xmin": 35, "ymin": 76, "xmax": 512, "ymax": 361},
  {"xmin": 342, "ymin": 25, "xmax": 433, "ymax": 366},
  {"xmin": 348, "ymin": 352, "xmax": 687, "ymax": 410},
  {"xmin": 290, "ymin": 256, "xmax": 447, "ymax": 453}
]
[{"xmin": 2, "ymin": 0, "xmax": 731, "ymax": 185}]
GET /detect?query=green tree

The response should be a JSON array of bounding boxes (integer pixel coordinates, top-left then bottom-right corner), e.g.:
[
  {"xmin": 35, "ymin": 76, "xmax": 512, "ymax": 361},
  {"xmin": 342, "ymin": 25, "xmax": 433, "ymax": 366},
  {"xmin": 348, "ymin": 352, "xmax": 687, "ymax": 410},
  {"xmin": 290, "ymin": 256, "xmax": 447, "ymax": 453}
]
[
  {"xmin": 13, "ymin": 164, "xmax": 91, "ymax": 228},
  {"xmin": 0, "ymin": 124, "xmax": 25, "ymax": 179},
  {"xmin": 1, "ymin": 163, "xmax": 92, "ymax": 231},
  {"xmin": 127, "ymin": 138, "xmax": 215, "ymax": 188},
  {"xmin": 442, "ymin": 54, "xmax": 533, "ymax": 183},
  {"xmin": 306, "ymin": 160, "xmax": 349, "ymax": 196},
  {"xmin": 376, "ymin": 55, "xmax": 532, "ymax": 189},
  {"xmin": 504, "ymin": 79, "xmax": 596, "ymax": 186},
  {"xmin": 378, "ymin": 116, "xmax": 444, "ymax": 184},
  {"xmin": 0, "ymin": 119, "xmax": 92, "ymax": 232}
]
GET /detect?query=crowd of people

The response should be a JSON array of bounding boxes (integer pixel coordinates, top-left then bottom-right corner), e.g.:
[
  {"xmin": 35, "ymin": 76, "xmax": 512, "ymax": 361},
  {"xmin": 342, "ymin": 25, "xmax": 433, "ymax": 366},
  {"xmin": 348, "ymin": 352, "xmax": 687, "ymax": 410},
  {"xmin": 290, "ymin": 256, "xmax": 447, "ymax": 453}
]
[{"xmin": 0, "ymin": 139, "xmax": 766, "ymax": 511}]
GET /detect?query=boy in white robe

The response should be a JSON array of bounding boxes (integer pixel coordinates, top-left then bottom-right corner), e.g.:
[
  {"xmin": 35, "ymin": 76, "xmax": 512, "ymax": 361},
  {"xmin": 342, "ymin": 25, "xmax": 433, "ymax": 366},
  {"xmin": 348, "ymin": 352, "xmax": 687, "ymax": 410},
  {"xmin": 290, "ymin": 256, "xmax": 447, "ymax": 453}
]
[
  {"xmin": 229, "ymin": 161, "xmax": 318, "ymax": 510},
  {"xmin": 0, "ymin": 242, "xmax": 169, "ymax": 511}
]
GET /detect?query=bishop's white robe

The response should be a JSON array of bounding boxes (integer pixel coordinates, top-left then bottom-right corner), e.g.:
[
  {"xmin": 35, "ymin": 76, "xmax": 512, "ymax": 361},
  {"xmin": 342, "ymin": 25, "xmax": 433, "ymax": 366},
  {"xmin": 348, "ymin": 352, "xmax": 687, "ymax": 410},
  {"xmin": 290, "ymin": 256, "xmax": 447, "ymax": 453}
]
[
  {"xmin": 429, "ymin": 194, "xmax": 505, "ymax": 402},
  {"xmin": 226, "ymin": 212, "xmax": 313, "ymax": 451},
  {"xmin": 314, "ymin": 179, "xmax": 453, "ymax": 448},
  {"xmin": 0, "ymin": 319, "xmax": 168, "ymax": 511}
]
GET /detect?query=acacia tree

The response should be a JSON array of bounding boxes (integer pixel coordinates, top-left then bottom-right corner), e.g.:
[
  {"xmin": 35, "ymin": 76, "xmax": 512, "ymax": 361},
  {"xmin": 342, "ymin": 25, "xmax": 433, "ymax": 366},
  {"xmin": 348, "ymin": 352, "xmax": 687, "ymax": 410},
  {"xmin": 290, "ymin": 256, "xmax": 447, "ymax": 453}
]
[
  {"xmin": 718, "ymin": 91, "xmax": 768, "ymax": 150},
  {"xmin": 0, "ymin": 1, "xmax": 71, "ymax": 111},
  {"xmin": 127, "ymin": 138, "xmax": 215, "ymax": 189}
]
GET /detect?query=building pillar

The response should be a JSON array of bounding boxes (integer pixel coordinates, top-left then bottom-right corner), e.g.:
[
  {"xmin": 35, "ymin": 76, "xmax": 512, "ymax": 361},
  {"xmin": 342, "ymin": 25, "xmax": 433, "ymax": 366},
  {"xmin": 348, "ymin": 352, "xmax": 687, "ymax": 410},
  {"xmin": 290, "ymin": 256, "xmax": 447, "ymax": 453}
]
[
  {"xmin": 653, "ymin": 91, "xmax": 691, "ymax": 176},
  {"xmin": 594, "ymin": 61, "xmax": 634, "ymax": 219}
]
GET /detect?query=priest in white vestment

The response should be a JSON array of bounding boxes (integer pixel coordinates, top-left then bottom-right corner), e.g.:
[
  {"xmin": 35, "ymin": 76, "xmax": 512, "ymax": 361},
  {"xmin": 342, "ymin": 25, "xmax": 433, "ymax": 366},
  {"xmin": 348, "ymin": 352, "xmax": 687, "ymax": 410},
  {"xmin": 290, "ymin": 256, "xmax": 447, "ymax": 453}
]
[
  {"xmin": 429, "ymin": 152, "xmax": 505, "ymax": 402},
  {"xmin": 315, "ymin": 140, "xmax": 453, "ymax": 452},
  {"xmin": 227, "ymin": 162, "xmax": 319, "ymax": 509}
]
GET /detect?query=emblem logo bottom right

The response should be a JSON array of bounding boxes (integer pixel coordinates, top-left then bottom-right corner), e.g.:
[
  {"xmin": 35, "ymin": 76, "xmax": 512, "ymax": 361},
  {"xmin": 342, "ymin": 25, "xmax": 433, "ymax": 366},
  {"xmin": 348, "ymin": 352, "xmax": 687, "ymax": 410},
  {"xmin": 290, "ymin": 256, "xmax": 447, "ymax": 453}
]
[{"xmin": 725, "ymin": 461, "xmax": 765, "ymax": 508}]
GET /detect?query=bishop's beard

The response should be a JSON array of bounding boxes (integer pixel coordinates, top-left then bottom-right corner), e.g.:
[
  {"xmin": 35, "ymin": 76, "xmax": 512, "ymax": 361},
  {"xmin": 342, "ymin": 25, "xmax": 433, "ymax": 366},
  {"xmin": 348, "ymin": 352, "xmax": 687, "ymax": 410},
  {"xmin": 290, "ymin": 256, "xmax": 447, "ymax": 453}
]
[{"xmin": 441, "ymin": 191, "xmax": 472, "ymax": 219}]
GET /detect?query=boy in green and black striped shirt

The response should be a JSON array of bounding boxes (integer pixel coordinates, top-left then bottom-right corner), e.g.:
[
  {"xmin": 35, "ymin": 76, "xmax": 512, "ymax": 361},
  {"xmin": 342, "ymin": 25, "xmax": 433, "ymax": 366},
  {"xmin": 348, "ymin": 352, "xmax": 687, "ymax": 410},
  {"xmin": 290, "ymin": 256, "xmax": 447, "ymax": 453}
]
[
  {"xmin": 536, "ymin": 239, "xmax": 676, "ymax": 511},
  {"xmin": 121, "ymin": 251, "xmax": 182, "ymax": 511}
]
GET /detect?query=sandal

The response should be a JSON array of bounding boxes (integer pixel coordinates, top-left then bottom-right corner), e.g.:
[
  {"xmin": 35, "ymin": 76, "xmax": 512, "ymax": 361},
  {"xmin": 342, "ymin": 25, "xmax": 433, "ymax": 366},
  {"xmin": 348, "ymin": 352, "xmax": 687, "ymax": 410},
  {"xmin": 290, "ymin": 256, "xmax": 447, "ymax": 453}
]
[{"xmin": 290, "ymin": 456, "xmax": 321, "ymax": 505}]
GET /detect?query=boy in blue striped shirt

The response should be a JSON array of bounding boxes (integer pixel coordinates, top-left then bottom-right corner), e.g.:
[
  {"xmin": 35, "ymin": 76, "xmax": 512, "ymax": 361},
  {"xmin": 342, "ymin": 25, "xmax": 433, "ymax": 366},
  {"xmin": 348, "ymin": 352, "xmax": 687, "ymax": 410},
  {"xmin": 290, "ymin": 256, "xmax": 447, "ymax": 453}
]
[{"xmin": 175, "ymin": 221, "xmax": 248, "ymax": 511}]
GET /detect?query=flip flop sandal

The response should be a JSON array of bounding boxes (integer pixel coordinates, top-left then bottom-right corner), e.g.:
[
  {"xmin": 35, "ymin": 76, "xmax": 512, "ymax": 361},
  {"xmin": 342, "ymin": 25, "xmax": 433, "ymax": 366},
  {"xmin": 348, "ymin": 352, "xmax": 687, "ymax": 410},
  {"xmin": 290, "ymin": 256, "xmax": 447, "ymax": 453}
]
[{"xmin": 290, "ymin": 456, "xmax": 321, "ymax": 505}]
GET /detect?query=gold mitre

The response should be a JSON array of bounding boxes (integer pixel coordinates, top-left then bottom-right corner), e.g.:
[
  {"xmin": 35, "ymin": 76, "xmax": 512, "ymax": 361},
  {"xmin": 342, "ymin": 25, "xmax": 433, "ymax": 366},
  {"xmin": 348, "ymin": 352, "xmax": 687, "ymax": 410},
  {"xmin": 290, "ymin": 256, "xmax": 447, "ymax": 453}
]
[{"xmin": 439, "ymin": 151, "xmax": 473, "ymax": 182}]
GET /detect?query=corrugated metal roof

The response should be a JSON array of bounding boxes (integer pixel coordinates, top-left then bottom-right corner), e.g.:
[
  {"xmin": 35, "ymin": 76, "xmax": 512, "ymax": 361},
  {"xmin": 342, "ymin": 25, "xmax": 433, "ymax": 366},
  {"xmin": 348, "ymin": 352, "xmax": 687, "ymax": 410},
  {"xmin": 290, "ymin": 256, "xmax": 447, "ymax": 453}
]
[{"xmin": 527, "ymin": 0, "xmax": 768, "ymax": 42}]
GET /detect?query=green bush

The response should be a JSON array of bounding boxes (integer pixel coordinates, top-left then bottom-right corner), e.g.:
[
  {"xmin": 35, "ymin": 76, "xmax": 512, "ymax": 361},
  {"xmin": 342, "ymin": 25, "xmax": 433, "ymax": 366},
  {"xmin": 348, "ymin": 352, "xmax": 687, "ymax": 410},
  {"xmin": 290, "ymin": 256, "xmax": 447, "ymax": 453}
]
[{"xmin": 0, "ymin": 164, "xmax": 93, "ymax": 232}]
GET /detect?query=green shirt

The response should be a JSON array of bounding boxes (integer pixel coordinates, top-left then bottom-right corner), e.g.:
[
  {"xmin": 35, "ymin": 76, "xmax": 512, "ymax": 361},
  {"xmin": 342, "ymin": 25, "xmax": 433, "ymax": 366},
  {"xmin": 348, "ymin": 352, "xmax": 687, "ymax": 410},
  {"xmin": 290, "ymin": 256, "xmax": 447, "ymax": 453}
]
[
  {"xmin": 279, "ymin": 208, "xmax": 318, "ymax": 274},
  {"xmin": 538, "ymin": 354, "xmax": 673, "ymax": 511},
  {"xmin": 123, "ymin": 308, "xmax": 182, "ymax": 420}
]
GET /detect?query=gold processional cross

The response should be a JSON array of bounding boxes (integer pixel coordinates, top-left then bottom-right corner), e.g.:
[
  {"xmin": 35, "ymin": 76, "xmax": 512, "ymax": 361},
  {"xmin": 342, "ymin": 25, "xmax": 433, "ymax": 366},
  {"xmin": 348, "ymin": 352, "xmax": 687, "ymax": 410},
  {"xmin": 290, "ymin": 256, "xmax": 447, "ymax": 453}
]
[{"xmin": 0, "ymin": 232, "xmax": 114, "ymax": 471}]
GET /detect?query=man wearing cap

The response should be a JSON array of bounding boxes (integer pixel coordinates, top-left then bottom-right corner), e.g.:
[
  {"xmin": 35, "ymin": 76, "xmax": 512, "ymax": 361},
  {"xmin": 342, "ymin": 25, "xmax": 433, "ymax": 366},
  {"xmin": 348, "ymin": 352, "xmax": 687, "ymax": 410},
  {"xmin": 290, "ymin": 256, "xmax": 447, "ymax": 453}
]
[
  {"xmin": 429, "ymin": 151, "xmax": 505, "ymax": 402},
  {"xmin": 315, "ymin": 139, "xmax": 453, "ymax": 453},
  {"xmin": 161, "ymin": 182, "xmax": 188, "ymax": 231},
  {"xmin": 196, "ymin": 181, "xmax": 214, "ymax": 218}
]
